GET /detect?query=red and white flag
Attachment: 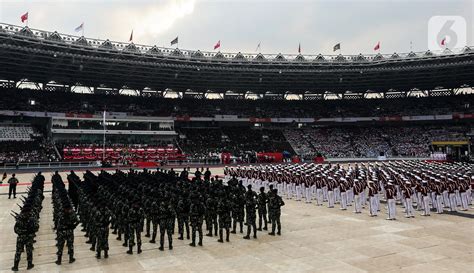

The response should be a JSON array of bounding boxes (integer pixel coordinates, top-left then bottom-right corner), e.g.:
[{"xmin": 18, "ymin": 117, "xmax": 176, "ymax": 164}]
[
  {"xmin": 21, "ymin": 12, "xmax": 28, "ymax": 23},
  {"xmin": 214, "ymin": 40, "xmax": 220, "ymax": 50},
  {"xmin": 373, "ymin": 41, "xmax": 380, "ymax": 51},
  {"xmin": 441, "ymin": 37, "xmax": 446, "ymax": 46},
  {"xmin": 129, "ymin": 30, "xmax": 133, "ymax": 42}
]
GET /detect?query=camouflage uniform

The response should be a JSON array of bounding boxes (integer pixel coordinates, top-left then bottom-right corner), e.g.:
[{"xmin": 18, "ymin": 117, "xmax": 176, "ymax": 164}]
[
  {"xmin": 12, "ymin": 214, "xmax": 38, "ymax": 271},
  {"xmin": 176, "ymin": 198, "xmax": 190, "ymax": 240},
  {"xmin": 217, "ymin": 196, "xmax": 231, "ymax": 242},
  {"xmin": 205, "ymin": 195, "xmax": 218, "ymax": 236},
  {"xmin": 127, "ymin": 204, "xmax": 144, "ymax": 254},
  {"xmin": 244, "ymin": 189, "xmax": 258, "ymax": 239},
  {"xmin": 257, "ymin": 189, "xmax": 268, "ymax": 230},
  {"xmin": 268, "ymin": 190, "xmax": 285, "ymax": 236},
  {"xmin": 159, "ymin": 201, "xmax": 175, "ymax": 250},
  {"xmin": 55, "ymin": 209, "xmax": 78, "ymax": 264},
  {"xmin": 189, "ymin": 196, "xmax": 205, "ymax": 246},
  {"xmin": 231, "ymin": 192, "xmax": 244, "ymax": 233},
  {"xmin": 95, "ymin": 207, "xmax": 111, "ymax": 259}
]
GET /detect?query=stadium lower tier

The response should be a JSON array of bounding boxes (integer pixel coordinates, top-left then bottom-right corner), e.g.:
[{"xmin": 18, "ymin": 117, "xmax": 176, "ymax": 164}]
[{"xmin": 0, "ymin": 124, "xmax": 472, "ymax": 165}]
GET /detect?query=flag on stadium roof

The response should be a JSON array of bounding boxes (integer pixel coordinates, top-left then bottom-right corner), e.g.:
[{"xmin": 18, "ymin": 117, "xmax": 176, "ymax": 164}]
[
  {"xmin": 441, "ymin": 37, "xmax": 446, "ymax": 46},
  {"xmin": 214, "ymin": 40, "xmax": 220, "ymax": 50},
  {"xmin": 75, "ymin": 23, "xmax": 84, "ymax": 33},
  {"xmin": 256, "ymin": 42, "xmax": 261, "ymax": 52},
  {"xmin": 333, "ymin": 43, "xmax": 340, "ymax": 52},
  {"xmin": 171, "ymin": 36, "xmax": 178, "ymax": 46},
  {"xmin": 374, "ymin": 41, "xmax": 380, "ymax": 51},
  {"xmin": 298, "ymin": 43, "xmax": 301, "ymax": 54},
  {"xmin": 21, "ymin": 12, "xmax": 28, "ymax": 23},
  {"xmin": 129, "ymin": 30, "xmax": 133, "ymax": 42}
]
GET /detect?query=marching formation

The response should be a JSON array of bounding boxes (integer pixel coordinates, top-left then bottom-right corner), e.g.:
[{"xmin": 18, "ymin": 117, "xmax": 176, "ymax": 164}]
[
  {"xmin": 10, "ymin": 168, "xmax": 285, "ymax": 270},
  {"xmin": 52, "ymin": 171, "xmax": 79, "ymax": 265},
  {"xmin": 10, "ymin": 173, "xmax": 44, "ymax": 271},
  {"xmin": 9, "ymin": 160, "xmax": 472, "ymax": 271},
  {"xmin": 225, "ymin": 161, "xmax": 473, "ymax": 219}
]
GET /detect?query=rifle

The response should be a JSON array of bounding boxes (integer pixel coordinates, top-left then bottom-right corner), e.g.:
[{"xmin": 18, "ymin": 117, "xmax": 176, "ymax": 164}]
[{"xmin": 11, "ymin": 211, "xmax": 19, "ymax": 219}]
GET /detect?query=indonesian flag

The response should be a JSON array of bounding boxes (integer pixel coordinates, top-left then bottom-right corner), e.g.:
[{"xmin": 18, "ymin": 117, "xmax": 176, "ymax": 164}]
[
  {"xmin": 129, "ymin": 30, "xmax": 133, "ymax": 42},
  {"xmin": 441, "ymin": 37, "xmax": 446, "ymax": 46},
  {"xmin": 21, "ymin": 12, "xmax": 28, "ymax": 23},
  {"xmin": 374, "ymin": 41, "xmax": 380, "ymax": 51},
  {"xmin": 298, "ymin": 43, "xmax": 301, "ymax": 54},
  {"xmin": 214, "ymin": 40, "xmax": 220, "ymax": 50}
]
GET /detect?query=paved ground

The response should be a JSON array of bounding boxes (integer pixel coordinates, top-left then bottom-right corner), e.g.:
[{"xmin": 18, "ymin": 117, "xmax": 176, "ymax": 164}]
[{"xmin": 0, "ymin": 168, "xmax": 473, "ymax": 272}]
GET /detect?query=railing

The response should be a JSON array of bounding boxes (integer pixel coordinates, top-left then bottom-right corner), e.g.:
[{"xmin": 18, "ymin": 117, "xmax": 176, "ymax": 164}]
[
  {"xmin": 0, "ymin": 156, "xmax": 439, "ymax": 171},
  {"xmin": 1, "ymin": 22, "xmax": 472, "ymax": 63},
  {"xmin": 0, "ymin": 161, "xmax": 100, "ymax": 170}
]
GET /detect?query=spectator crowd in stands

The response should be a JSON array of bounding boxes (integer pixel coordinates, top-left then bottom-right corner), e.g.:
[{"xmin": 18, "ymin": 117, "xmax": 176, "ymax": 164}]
[
  {"xmin": 178, "ymin": 128, "xmax": 294, "ymax": 163},
  {"xmin": 284, "ymin": 126, "xmax": 470, "ymax": 159}
]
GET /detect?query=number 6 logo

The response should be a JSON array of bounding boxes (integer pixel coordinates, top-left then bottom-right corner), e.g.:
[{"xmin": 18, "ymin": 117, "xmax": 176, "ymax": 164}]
[{"xmin": 428, "ymin": 16, "xmax": 466, "ymax": 51}]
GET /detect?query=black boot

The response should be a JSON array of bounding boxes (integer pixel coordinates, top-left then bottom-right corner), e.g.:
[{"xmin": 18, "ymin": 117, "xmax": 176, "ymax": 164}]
[
  {"xmin": 12, "ymin": 260, "xmax": 19, "ymax": 271},
  {"xmin": 137, "ymin": 245, "xmax": 142, "ymax": 254},
  {"xmin": 159, "ymin": 244, "xmax": 164, "ymax": 251},
  {"xmin": 104, "ymin": 250, "xmax": 109, "ymax": 258},
  {"xmin": 198, "ymin": 238, "xmax": 203, "ymax": 246},
  {"xmin": 226, "ymin": 230, "xmax": 230, "ymax": 242},
  {"xmin": 243, "ymin": 235, "xmax": 250, "ymax": 239},
  {"xmin": 126, "ymin": 246, "xmax": 133, "ymax": 254},
  {"xmin": 189, "ymin": 241, "xmax": 196, "ymax": 247},
  {"xmin": 96, "ymin": 252, "xmax": 101, "ymax": 259},
  {"xmin": 27, "ymin": 262, "xmax": 34, "ymax": 270},
  {"xmin": 69, "ymin": 254, "xmax": 76, "ymax": 264},
  {"xmin": 55, "ymin": 255, "xmax": 62, "ymax": 265},
  {"xmin": 217, "ymin": 230, "xmax": 224, "ymax": 243}
]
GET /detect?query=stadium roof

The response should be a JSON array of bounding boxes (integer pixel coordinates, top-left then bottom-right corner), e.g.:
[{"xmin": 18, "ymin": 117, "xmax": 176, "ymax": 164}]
[{"xmin": 0, "ymin": 23, "xmax": 473, "ymax": 97}]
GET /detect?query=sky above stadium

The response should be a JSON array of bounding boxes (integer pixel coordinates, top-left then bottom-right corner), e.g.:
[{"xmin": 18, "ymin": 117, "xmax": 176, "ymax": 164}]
[{"xmin": 0, "ymin": 0, "xmax": 472, "ymax": 55}]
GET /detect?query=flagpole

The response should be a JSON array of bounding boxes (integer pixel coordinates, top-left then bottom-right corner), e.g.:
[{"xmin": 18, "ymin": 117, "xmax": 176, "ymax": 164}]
[{"xmin": 103, "ymin": 110, "xmax": 106, "ymax": 162}]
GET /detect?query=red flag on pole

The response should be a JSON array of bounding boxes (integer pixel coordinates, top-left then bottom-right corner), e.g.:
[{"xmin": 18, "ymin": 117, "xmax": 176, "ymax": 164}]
[
  {"xmin": 214, "ymin": 40, "xmax": 220, "ymax": 50},
  {"xmin": 441, "ymin": 37, "xmax": 446, "ymax": 46},
  {"xmin": 298, "ymin": 43, "xmax": 301, "ymax": 54},
  {"xmin": 373, "ymin": 41, "xmax": 380, "ymax": 51},
  {"xmin": 21, "ymin": 12, "xmax": 28, "ymax": 23},
  {"xmin": 129, "ymin": 30, "xmax": 133, "ymax": 42}
]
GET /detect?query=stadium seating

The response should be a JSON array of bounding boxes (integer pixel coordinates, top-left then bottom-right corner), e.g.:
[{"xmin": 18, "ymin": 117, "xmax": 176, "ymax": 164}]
[
  {"xmin": 0, "ymin": 125, "xmax": 34, "ymax": 141},
  {"xmin": 284, "ymin": 126, "xmax": 470, "ymax": 159}
]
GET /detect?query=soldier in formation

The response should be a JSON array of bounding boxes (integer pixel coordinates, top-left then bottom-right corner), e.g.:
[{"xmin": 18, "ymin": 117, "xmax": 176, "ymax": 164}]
[{"xmin": 11, "ymin": 173, "xmax": 44, "ymax": 271}]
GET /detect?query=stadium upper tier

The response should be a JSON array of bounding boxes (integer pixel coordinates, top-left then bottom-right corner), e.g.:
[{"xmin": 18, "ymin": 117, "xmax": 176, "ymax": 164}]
[{"xmin": 0, "ymin": 23, "xmax": 473, "ymax": 95}]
